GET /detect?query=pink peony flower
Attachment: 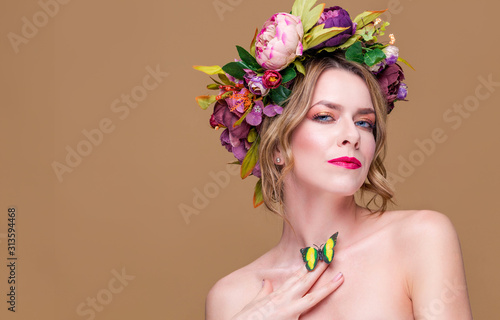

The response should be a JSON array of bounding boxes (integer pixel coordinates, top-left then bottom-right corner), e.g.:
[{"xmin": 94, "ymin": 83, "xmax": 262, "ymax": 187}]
[{"xmin": 255, "ymin": 13, "xmax": 304, "ymax": 71}]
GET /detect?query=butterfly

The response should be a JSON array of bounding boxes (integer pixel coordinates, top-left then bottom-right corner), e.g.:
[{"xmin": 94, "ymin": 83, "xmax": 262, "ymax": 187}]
[{"xmin": 300, "ymin": 232, "xmax": 338, "ymax": 271}]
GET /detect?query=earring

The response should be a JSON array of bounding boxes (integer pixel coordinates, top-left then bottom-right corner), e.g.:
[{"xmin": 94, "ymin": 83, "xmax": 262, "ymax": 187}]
[{"xmin": 276, "ymin": 157, "xmax": 281, "ymax": 164}]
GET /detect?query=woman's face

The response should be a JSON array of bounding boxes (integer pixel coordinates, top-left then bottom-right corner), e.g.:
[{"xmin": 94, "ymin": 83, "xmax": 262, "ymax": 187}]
[{"xmin": 288, "ymin": 68, "xmax": 377, "ymax": 196}]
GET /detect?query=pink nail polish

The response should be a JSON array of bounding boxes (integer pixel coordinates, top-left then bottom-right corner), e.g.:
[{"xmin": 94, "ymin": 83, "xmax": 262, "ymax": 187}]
[{"xmin": 333, "ymin": 272, "xmax": 343, "ymax": 282}]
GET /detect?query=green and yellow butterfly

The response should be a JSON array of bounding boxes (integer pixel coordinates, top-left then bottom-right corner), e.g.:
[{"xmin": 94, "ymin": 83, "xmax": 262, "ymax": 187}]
[{"xmin": 300, "ymin": 232, "xmax": 338, "ymax": 271}]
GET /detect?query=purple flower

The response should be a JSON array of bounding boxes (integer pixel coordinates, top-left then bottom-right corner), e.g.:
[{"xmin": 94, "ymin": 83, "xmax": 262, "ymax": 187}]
[
  {"xmin": 263, "ymin": 104, "xmax": 283, "ymax": 117},
  {"xmin": 383, "ymin": 46, "xmax": 399, "ymax": 65},
  {"xmin": 212, "ymin": 100, "xmax": 250, "ymax": 142},
  {"xmin": 313, "ymin": 6, "xmax": 356, "ymax": 49},
  {"xmin": 244, "ymin": 72, "xmax": 269, "ymax": 96},
  {"xmin": 231, "ymin": 141, "xmax": 248, "ymax": 162},
  {"xmin": 368, "ymin": 61, "xmax": 386, "ymax": 75},
  {"xmin": 220, "ymin": 128, "xmax": 261, "ymax": 178},
  {"xmin": 397, "ymin": 82, "xmax": 408, "ymax": 100},
  {"xmin": 255, "ymin": 13, "xmax": 304, "ymax": 71},
  {"xmin": 226, "ymin": 88, "xmax": 251, "ymax": 113},
  {"xmin": 246, "ymin": 101, "xmax": 264, "ymax": 126},
  {"xmin": 376, "ymin": 64, "xmax": 406, "ymax": 113}
]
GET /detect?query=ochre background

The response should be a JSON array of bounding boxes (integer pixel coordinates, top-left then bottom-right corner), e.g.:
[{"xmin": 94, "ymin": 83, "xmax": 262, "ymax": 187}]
[{"xmin": 1, "ymin": 0, "xmax": 499, "ymax": 319}]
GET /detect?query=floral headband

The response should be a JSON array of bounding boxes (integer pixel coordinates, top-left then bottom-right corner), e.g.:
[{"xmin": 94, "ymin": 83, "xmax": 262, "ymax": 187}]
[{"xmin": 194, "ymin": 0, "xmax": 411, "ymax": 208}]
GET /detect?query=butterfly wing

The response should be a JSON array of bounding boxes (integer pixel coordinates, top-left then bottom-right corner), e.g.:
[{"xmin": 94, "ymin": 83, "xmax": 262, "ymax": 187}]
[
  {"xmin": 300, "ymin": 247, "xmax": 319, "ymax": 271},
  {"xmin": 321, "ymin": 232, "xmax": 338, "ymax": 264}
]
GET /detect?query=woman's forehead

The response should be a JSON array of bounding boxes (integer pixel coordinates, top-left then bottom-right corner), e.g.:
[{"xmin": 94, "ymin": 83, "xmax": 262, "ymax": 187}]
[{"xmin": 310, "ymin": 69, "xmax": 374, "ymax": 110}]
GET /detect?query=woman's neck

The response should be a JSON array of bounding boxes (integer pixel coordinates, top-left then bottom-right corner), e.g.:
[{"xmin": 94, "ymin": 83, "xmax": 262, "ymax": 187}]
[{"xmin": 271, "ymin": 183, "xmax": 372, "ymax": 269}]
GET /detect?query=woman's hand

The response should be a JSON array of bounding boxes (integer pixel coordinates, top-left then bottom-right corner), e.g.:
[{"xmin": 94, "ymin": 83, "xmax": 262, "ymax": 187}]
[{"xmin": 231, "ymin": 263, "xmax": 343, "ymax": 320}]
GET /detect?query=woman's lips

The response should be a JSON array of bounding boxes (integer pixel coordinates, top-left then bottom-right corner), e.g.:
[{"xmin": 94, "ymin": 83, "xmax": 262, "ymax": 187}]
[{"xmin": 328, "ymin": 156, "xmax": 362, "ymax": 169}]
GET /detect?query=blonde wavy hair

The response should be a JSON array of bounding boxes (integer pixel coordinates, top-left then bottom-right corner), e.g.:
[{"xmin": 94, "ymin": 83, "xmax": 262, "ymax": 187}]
[{"xmin": 258, "ymin": 53, "xmax": 395, "ymax": 219}]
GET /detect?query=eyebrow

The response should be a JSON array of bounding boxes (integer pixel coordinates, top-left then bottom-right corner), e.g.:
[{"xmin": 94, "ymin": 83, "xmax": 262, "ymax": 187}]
[{"xmin": 310, "ymin": 100, "xmax": 375, "ymax": 115}]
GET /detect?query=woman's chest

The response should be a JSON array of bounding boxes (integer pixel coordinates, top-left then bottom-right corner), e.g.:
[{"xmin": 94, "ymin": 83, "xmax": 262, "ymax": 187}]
[{"xmin": 299, "ymin": 238, "xmax": 414, "ymax": 319}]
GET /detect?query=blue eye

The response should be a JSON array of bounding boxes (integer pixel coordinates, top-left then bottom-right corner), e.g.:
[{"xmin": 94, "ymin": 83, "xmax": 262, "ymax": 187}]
[
  {"xmin": 356, "ymin": 120, "xmax": 375, "ymax": 129},
  {"xmin": 312, "ymin": 114, "xmax": 334, "ymax": 122}
]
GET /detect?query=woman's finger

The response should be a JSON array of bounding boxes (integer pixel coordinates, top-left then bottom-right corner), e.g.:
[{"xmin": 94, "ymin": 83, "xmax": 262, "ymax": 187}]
[
  {"xmin": 277, "ymin": 261, "xmax": 331, "ymax": 296},
  {"xmin": 292, "ymin": 271, "xmax": 344, "ymax": 314},
  {"xmin": 253, "ymin": 279, "xmax": 273, "ymax": 301}
]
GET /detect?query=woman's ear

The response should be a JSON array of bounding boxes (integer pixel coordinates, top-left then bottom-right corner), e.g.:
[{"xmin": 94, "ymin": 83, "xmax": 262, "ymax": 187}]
[{"xmin": 274, "ymin": 147, "xmax": 284, "ymax": 165}]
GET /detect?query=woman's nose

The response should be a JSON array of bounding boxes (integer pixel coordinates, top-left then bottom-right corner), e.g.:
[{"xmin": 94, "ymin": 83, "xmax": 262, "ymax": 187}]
[{"xmin": 337, "ymin": 119, "xmax": 360, "ymax": 149}]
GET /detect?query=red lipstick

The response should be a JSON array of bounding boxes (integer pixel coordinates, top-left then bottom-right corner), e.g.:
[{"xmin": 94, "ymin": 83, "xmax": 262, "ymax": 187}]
[{"xmin": 328, "ymin": 156, "xmax": 362, "ymax": 169}]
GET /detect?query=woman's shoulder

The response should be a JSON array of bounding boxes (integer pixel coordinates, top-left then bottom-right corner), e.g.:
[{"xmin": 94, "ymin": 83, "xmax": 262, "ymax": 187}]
[
  {"xmin": 382, "ymin": 210, "xmax": 471, "ymax": 317},
  {"xmin": 381, "ymin": 209, "xmax": 457, "ymax": 236},
  {"xmin": 370, "ymin": 209, "xmax": 460, "ymax": 259},
  {"xmin": 381, "ymin": 210, "xmax": 464, "ymax": 279},
  {"xmin": 381, "ymin": 209, "xmax": 459, "ymax": 247},
  {"xmin": 205, "ymin": 254, "xmax": 269, "ymax": 319}
]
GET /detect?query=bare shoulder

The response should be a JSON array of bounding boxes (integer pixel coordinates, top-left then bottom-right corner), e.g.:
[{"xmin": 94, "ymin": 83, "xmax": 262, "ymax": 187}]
[
  {"xmin": 379, "ymin": 209, "xmax": 458, "ymax": 238},
  {"xmin": 379, "ymin": 209, "xmax": 461, "ymax": 258},
  {"xmin": 382, "ymin": 210, "xmax": 472, "ymax": 317},
  {"xmin": 205, "ymin": 258, "xmax": 265, "ymax": 320},
  {"xmin": 388, "ymin": 208, "xmax": 463, "ymax": 265}
]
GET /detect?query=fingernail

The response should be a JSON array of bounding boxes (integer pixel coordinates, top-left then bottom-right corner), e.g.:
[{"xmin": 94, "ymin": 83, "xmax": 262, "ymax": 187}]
[{"xmin": 333, "ymin": 272, "xmax": 343, "ymax": 282}]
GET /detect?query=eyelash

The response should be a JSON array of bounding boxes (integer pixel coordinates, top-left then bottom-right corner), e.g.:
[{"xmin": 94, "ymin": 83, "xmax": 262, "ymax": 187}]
[{"xmin": 312, "ymin": 113, "xmax": 375, "ymax": 130}]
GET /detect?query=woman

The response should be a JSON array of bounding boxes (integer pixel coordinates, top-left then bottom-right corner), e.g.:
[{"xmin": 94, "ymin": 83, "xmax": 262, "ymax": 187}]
[{"xmin": 196, "ymin": 1, "xmax": 472, "ymax": 319}]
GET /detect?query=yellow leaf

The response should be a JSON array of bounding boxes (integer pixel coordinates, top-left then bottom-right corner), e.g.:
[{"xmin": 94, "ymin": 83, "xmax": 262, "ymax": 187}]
[
  {"xmin": 304, "ymin": 25, "xmax": 348, "ymax": 50},
  {"xmin": 250, "ymin": 28, "xmax": 259, "ymax": 57},
  {"xmin": 397, "ymin": 57, "xmax": 415, "ymax": 71},
  {"xmin": 192, "ymin": 65, "xmax": 225, "ymax": 75},
  {"xmin": 241, "ymin": 136, "xmax": 260, "ymax": 179},
  {"xmin": 253, "ymin": 179, "xmax": 264, "ymax": 208},
  {"xmin": 302, "ymin": 3, "xmax": 325, "ymax": 33},
  {"xmin": 353, "ymin": 10, "xmax": 387, "ymax": 29},
  {"xmin": 195, "ymin": 95, "xmax": 217, "ymax": 110}
]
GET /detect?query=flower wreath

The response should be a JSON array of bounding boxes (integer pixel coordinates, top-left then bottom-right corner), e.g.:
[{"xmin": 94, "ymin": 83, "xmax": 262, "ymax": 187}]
[{"xmin": 194, "ymin": 0, "xmax": 412, "ymax": 208}]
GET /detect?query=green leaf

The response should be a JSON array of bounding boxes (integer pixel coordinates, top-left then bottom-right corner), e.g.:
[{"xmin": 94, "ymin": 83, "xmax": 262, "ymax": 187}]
[
  {"xmin": 241, "ymin": 136, "xmax": 260, "ymax": 179},
  {"xmin": 270, "ymin": 86, "xmax": 292, "ymax": 105},
  {"xmin": 193, "ymin": 65, "xmax": 225, "ymax": 75},
  {"xmin": 292, "ymin": 0, "xmax": 324, "ymax": 33},
  {"xmin": 222, "ymin": 62, "xmax": 246, "ymax": 80},
  {"xmin": 302, "ymin": 3, "xmax": 324, "ymax": 33},
  {"xmin": 207, "ymin": 83, "xmax": 219, "ymax": 90},
  {"xmin": 280, "ymin": 66, "xmax": 297, "ymax": 83},
  {"xmin": 236, "ymin": 45, "xmax": 261, "ymax": 71},
  {"xmin": 253, "ymin": 179, "xmax": 264, "ymax": 208},
  {"xmin": 360, "ymin": 24, "xmax": 376, "ymax": 41},
  {"xmin": 338, "ymin": 34, "xmax": 362, "ymax": 49},
  {"xmin": 303, "ymin": 24, "xmax": 349, "ymax": 50},
  {"xmin": 364, "ymin": 48, "xmax": 386, "ymax": 66},
  {"xmin": 345, "ymin": 42, "xmax": 364, "ymax": 64},
  {"xmin": 218, "ymin": 73, "xmax": 233, "ymax": 85},
  {"xmin": 233, "ymin": 104, "xmax": 253, "ymax": 127},
  {"xmin": 378, "ymin": 21, "xmax": 390, "ymax": 36},
  {"xmin": 247, "ymin": 128, "xmax": 257, "ymax": 143},
  {"xmin": 210, "ymin": 77, "xmax": 224, "ymax": 86},
  {"xmin": 195, "ymin": 95, "xmax": 217, "ymax": 110},
  {"xmin": 293, "ymin": 60, "xmax": 305, "ymax": 75},
  {"xmin": 353, "ymin": 10, "xmax": 387, "ymax": 29}
]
